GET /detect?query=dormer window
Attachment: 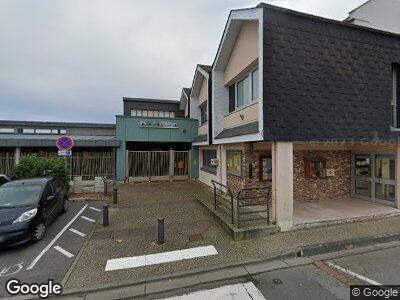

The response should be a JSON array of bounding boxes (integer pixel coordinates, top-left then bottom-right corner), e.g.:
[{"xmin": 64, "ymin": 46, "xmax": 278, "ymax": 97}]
[{"xmin": 229, "ymin": 67, "xmax": 259, "ymax": 113}]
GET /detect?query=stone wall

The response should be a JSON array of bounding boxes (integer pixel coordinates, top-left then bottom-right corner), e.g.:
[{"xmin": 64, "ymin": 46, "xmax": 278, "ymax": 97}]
[{"xmin": 293, "ymin": 150, "xmax": 351, "ymax": 201}]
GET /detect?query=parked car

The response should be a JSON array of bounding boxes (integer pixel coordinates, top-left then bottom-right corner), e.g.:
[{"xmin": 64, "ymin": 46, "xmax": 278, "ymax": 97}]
[
  {"xmin": 0, "ymin": 178, "xmax": 68, "ymax": 248},
  {"xmin": 0, "ymin": 174, "xmax": 10, "ymax": 186}
]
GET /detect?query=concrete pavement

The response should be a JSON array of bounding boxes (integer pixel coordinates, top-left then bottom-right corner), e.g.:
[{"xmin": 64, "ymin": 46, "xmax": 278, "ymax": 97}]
[{"xmin": 58, "ymin": 241, "xmax": 400, "ymax": 299}]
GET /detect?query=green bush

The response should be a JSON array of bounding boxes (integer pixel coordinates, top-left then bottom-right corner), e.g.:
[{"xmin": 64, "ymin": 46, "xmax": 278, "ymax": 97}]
[{"xmin": 12, "ymin": 155, "xmax": 70, "ymax": 192}]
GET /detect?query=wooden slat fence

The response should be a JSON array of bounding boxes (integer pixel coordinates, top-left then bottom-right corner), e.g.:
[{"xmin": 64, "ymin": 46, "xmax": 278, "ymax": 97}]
[{"xmin": 0, "ymin": 151, "xmax": 15, "ymax": 177}]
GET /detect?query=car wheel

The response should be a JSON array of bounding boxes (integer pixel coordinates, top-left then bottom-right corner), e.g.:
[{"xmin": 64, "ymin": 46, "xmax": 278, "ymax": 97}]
[
  {"xmin": 32, "ymin": 221, "xmax": 46, "ymax": 242},
  {"xmin": 61, "ymin": 198, "xmax": 68, "ymax": 214}
]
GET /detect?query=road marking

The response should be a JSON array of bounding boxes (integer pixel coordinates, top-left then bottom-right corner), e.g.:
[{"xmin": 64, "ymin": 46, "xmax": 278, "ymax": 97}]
[
  {"xmin": 81, "ymin": 216, "xmax": 95, "ymax": 222},
  {"xmin": 0, "ymin": 263, "xmax": 24, "ymax": 277},
  {"xmin": 69, "ymin": 228, "xmax": 86, "ymax": 237},
  {"xmin": 164, "ymin": 282, "xmax": 265, "ymax": 300},
  {"xmin": 89, "ymin": 206, "xmax": 101, "ymax": 212},
  {"xmin": 105, "ymin": 245, "xmax": 218, "ymax": 271},
  {"xmin": 326, "ymin": 261, "xmax": 382, "ymax": 285},
  {"xmin": 26, "ymin": 204, "xmax": 88, "ymax": 270},
  {"xmin": 54, "ymin": 246, "xmax": 74, "ymax": 258}
]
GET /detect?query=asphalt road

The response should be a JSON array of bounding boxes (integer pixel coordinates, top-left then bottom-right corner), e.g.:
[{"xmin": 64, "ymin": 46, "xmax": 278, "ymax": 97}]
[
  {"xmin": 157, "ymin": 245, "xmax": 400, "ymax": 300},
  {"xmin": 0, "ymin": 201, "xmax": 102, "ymax": 299}
]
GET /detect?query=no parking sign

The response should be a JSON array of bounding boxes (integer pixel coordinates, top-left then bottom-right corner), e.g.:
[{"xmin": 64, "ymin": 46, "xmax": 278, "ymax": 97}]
[{"xmin": 56, "ymin": 136, "xmax": 74, "ymax": 157}]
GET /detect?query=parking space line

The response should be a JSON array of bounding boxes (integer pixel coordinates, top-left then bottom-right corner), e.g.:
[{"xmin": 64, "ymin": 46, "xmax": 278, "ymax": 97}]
[
  {"xmin": 81, "ymin": 216, "xmax": 95, "ymax": 223},
  {"xmin": 326, "ymin": 261, "xmax": 382, "ymax": 285},
  {"xmin": 105, "ymin": 245, "xmax": 218, "ymax": 271},
  {"xmin": 69, "ymin": 228, "xmax": 86, "ymax": 237},
  {"xmin": 54, "ymin": 246, "xmax": 74, "ymax": 258},
  {"xmin": 89, "ymin": 206, "xmax": 101, "ymax": 212},
  {"xmin": 26, "ymin": 204, "xmax": 88, "ymax": 270}
]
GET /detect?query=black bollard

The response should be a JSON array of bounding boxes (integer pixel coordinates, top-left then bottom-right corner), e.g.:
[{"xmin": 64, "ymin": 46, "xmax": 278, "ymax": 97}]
[
  {"xmin": 103, "ymin": 180, "xmax": 107, "ymax": 196},
  {"xmin": 112, "ymin": 188, "xmax": 118, "ymax": 204},
  {"xmin": 103, "ymin": 204, "xmax": 109, "ymax": 226},
  {"xmin": 157, "ymin": 218, "xmax": 165, "ymax": 244}
]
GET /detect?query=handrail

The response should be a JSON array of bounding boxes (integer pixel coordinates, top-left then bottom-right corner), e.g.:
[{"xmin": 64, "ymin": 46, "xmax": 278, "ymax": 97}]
[
  {"xmin": 211, "ymin": 180, "xmax": 234, "ymax": 224},
  {"xmin": 236, "ymin": 186, "xmax": 271, "ymax": 227}
]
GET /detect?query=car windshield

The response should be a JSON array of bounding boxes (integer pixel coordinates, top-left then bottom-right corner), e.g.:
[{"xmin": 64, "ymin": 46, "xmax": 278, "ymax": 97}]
[{"xmin": 0, "ymin": 185, "xmax": 42, "ymax": 208}]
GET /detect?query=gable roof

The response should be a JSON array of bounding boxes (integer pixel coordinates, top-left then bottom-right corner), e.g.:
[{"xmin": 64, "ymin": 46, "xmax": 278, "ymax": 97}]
[{"xmin": 198, "ymin": 64, "xmax": 212, "ymax": 74}]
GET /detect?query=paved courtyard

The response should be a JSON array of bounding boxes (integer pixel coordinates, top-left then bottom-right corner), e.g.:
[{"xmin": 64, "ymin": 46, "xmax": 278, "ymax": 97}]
[{"xmin": 64, "ymin": 181, "xmax": 400, "ymax": 289}]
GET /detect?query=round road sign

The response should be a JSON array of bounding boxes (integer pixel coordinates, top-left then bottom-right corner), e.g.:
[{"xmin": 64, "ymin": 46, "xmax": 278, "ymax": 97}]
[{"xmin": 56, "ymin": 136, "xmax": 74, "ymax": 151}]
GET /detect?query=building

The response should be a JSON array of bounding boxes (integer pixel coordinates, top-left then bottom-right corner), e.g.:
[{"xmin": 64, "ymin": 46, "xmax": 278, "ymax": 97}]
[
  {"xmin": 183, "ymin": 3, "xmax": 400, "ymax": 231},
  {"xmin": 344, "ymin": 0, "xmax": 400, "ymax": 34},
  {"xmin": 0, "ymin": 120, "xmax": 118, "ymax": 180}
]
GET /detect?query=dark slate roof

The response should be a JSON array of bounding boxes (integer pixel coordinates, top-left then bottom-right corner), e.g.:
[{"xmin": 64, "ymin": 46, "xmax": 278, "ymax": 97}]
[
  {"xmin": 198, "ymin": 64, "xmax": 212, "ymax": 74},
  {"xmin": 215, "ymin": 122, "xmax": 259, "ymax": 139},
  {"xmin": 258, "ymin": 3, "xmax": 400, "ymax": 142},
  {"xmin": 193, "ymin": 134, "xmax": 208, "ymax": 143},
  {"xmin": 0, "ymin": 134, "xmax": 119, "ymax": 147},
  {"xmin": 0, "ymin": 120, "xmax": 115, "ymax": 128},
  {"xmin": 123, "ymin": 98, "xmax": 180, "ymax": 105}
]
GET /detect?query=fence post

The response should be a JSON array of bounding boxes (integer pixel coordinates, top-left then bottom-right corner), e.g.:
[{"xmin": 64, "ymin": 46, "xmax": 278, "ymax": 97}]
[
  {"xmin": 188, "ymin": 150, "xmax": 192, "ymax": 180},
  {"xmin": 231, "ymin": 193, "xmax": 234, "ymax": 224},
  {"xmin": 125, "ymin": 150, "xmax": 129, "ymax": 181},
  {"xmin": 169, "ymin": 149, "xmax": 174, "ymax": 181}
]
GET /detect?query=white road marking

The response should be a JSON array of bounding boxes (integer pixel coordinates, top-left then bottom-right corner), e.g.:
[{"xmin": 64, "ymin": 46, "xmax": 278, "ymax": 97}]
[
  {"xmin": 26, "ymin": 204, "xmax": 88, "ymax": 270},
  {"xmin": 105, "ymin": 245, "xmax": 218, "ymax": 271},
  {"xmin": 164, "ymin": 282, "xmax": 265, "ymax": 300},
  {"xmin": 54, "ymin": 246, "xmax": 74, "ymax": 258},
  {"xmin": 81, "ymin": 216, "xmax": 95, "ymax": 223},
  {"xmin": 89, "ymin": 206, "xmax": 101, "ymax": 212},
  {"xmin": 326, "ymin": 261, "xmax": 382, "ymax": 285},
  {"xmin": 69, "ymin": 228, "xmax": 86, "ymax": 237}
]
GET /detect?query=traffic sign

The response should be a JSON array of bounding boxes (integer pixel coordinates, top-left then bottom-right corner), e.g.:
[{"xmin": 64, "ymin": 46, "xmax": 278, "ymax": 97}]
[
  {"xmin": 56, "ymin": 136, "xmax": 74, "ymax": 151},
  {"xmin": 58, "ymin": 150, "xmax": 72, "ymax": 157}
]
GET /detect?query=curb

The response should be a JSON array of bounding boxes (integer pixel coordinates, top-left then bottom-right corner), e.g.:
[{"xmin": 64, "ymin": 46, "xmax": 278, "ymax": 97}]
[{"xmin": 60, "ymin": 231, "xmax": 400, "ymax": 298}]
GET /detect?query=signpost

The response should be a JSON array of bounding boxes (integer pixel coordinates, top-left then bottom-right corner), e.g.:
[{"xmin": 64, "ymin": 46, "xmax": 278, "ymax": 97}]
[{"xmin": 56, "ymin": 136, "xmax": 74, "ymax": 157}]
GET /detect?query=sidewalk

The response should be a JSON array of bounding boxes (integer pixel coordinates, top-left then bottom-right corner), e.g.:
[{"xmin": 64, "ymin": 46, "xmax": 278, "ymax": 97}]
[{"xmin": 63, "ymin": 181, "xmax": 400, "ymax": 290}]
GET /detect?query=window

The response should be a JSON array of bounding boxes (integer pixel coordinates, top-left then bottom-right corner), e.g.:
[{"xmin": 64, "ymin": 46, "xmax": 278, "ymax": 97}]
[
  {"xmin": 229, "ymin": 67, "xmax": 259, "ymax": 112},
  {"xmin": 36, "ymin": 129, "xmax": 51, "ymax": 134},
  {"xmin": 153, "ymin": 110, "xmax": 159, "ymax": 117},
  {"xmin": 60, "ymin": 129, "xmax": 67, "ymax": 134},
  {"xmin": 227, "ymin": 150, "xmax": 242, "ymax": 177},
  {"xmin": 304, "ymin": 157, "xmax": 327, "ymax": 179},
  {"xmin": 170, "ymin": 111, "xmax": 175, "ymax": 118},
  {"xmin": 148, "ymin": 110, "xmax": 154, "ymax": 117},
  {"xmin": 159, "ymin": 111, "xmax": 164, "ymax": 117},
  {"xmin": 164, "ymin": 111, "xmax": 170, "ymax": 118},
  {"xmin": 237, "ymin": 76, "xmax": 250, "ymax": 108},
  {"xmin": 252, "ymin": 68, "xmax": 259, "ymax": 100},
  {"xmin": 142, "ymin": 110, "xmax": 148, "ymax": 117},
  {"xmin": 202, "ymin": 150, "xmax": 217, "ymax": 174},
  {"xmin": 200, "ymin": 105, "xmax": 207, "ymax": 125},
  {"xmin": 0, "ymin": 128, "xmax": 14, "ymax": 133},
  {"xmin": 131, "ymin": 109, "xmax": 137, "ymax": 116},
  {"xmin": 136, "ymin": 110, "xmax": 142, "ymax": 117},
  {"xmin": 22, "ymin": 128, "xmax": 34, "ymax": 134}
]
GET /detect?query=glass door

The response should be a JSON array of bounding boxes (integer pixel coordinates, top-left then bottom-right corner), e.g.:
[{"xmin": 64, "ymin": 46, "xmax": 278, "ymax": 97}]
[
  {"xmin": 354, "ymin": 155, "xmax": 372, "ymax": 199},
  {"xmin": 374, "ymin": 155, "xmax": 396, "ymax": 205}
]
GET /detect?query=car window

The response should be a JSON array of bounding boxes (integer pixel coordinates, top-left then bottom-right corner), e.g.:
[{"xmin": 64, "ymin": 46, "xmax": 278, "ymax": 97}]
[
  {"xmin": 0, "ymin": 185, "xmax": 42, "ymax": 207},
  {"xmin": 44, "ymin": 183, "xmax": 54, "ymax": 198},
  {"xmin": 51, "ymin": 180, "xmax": 63, "ymax": 195}
]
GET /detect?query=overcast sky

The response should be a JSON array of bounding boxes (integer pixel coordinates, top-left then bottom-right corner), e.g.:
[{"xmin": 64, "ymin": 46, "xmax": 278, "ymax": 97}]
[{"xmin": 0, "ymin": 0, "xmax": 365, "ymax": 123}]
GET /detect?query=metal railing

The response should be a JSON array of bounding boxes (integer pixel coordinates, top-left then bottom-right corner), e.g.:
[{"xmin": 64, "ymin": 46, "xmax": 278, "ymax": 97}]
[
  {"xmin": 211, "ymin": 180, "xmax": 234, "ymax": 224},
  {"xmin": 236, "ymin": 187, "xmax": 271, "ymax": 228}
]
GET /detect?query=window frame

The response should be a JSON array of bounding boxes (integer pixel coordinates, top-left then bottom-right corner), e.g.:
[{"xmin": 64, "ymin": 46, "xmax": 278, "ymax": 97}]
[
  {"xmin": 234, "ymin": 67, "xmax": 259, "ymax": 111},
  {"xmin": 200, "ymin": 104, "xmax": 208, "ymax": 126},
  {"xmin": 201, "ymin": 149, "xmax": 217, "ymax": 175},
  {"xmin": 226, "ymin": 150, "xmax": 243, "ymax": 177}
]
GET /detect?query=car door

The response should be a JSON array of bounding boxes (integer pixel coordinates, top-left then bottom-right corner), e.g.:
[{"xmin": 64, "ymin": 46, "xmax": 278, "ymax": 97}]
[
  {"xmin": 42, "ymin": 181, "xmax": 59, "ymax": 223},
  {"xmin": 51, "ymin": 180, "xmax": 65, "ymax": 213}
]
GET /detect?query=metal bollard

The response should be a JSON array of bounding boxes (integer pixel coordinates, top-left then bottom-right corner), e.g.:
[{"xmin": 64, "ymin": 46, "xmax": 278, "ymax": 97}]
[
  {"xmin": 103, "ymin": 180, "xmax": 108, "ymax": 196},
  {"xmin": 157, "ymin": 218, "xmax": 165, "ymax": 244},
  {"xmin": 112, "ymin": 188, "xmax": 118, "ymax": 204},
  {"xmin": 103, "ymin": 204, "xmax": 109, "ymax": 226}
]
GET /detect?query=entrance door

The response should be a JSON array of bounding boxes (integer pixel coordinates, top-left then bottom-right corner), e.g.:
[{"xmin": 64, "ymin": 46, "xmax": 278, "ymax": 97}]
[
  {"xmin": 374, "ymin": 155, "xmax": 396, "ymax": 205},
  {"xmin": 353, "ymin": 154, "xmax": 396, "ymax": 206}
]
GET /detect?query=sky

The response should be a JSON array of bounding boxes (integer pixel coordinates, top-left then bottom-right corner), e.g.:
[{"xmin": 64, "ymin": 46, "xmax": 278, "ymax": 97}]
[{"xmin": 0, "ymin": 0, "xmax": 366, "ymax": 123}]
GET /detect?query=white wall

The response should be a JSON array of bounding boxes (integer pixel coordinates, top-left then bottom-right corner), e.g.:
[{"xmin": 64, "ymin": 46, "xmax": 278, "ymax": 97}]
[{"xmin": 347, "ymin": 0, "xmax": 400, "ymax": 34}]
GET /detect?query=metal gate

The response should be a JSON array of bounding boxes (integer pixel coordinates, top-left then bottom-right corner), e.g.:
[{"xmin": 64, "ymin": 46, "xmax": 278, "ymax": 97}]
[{"xmin": 127, "ymin": 150, "xmax": 191, "ymax": 182}]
